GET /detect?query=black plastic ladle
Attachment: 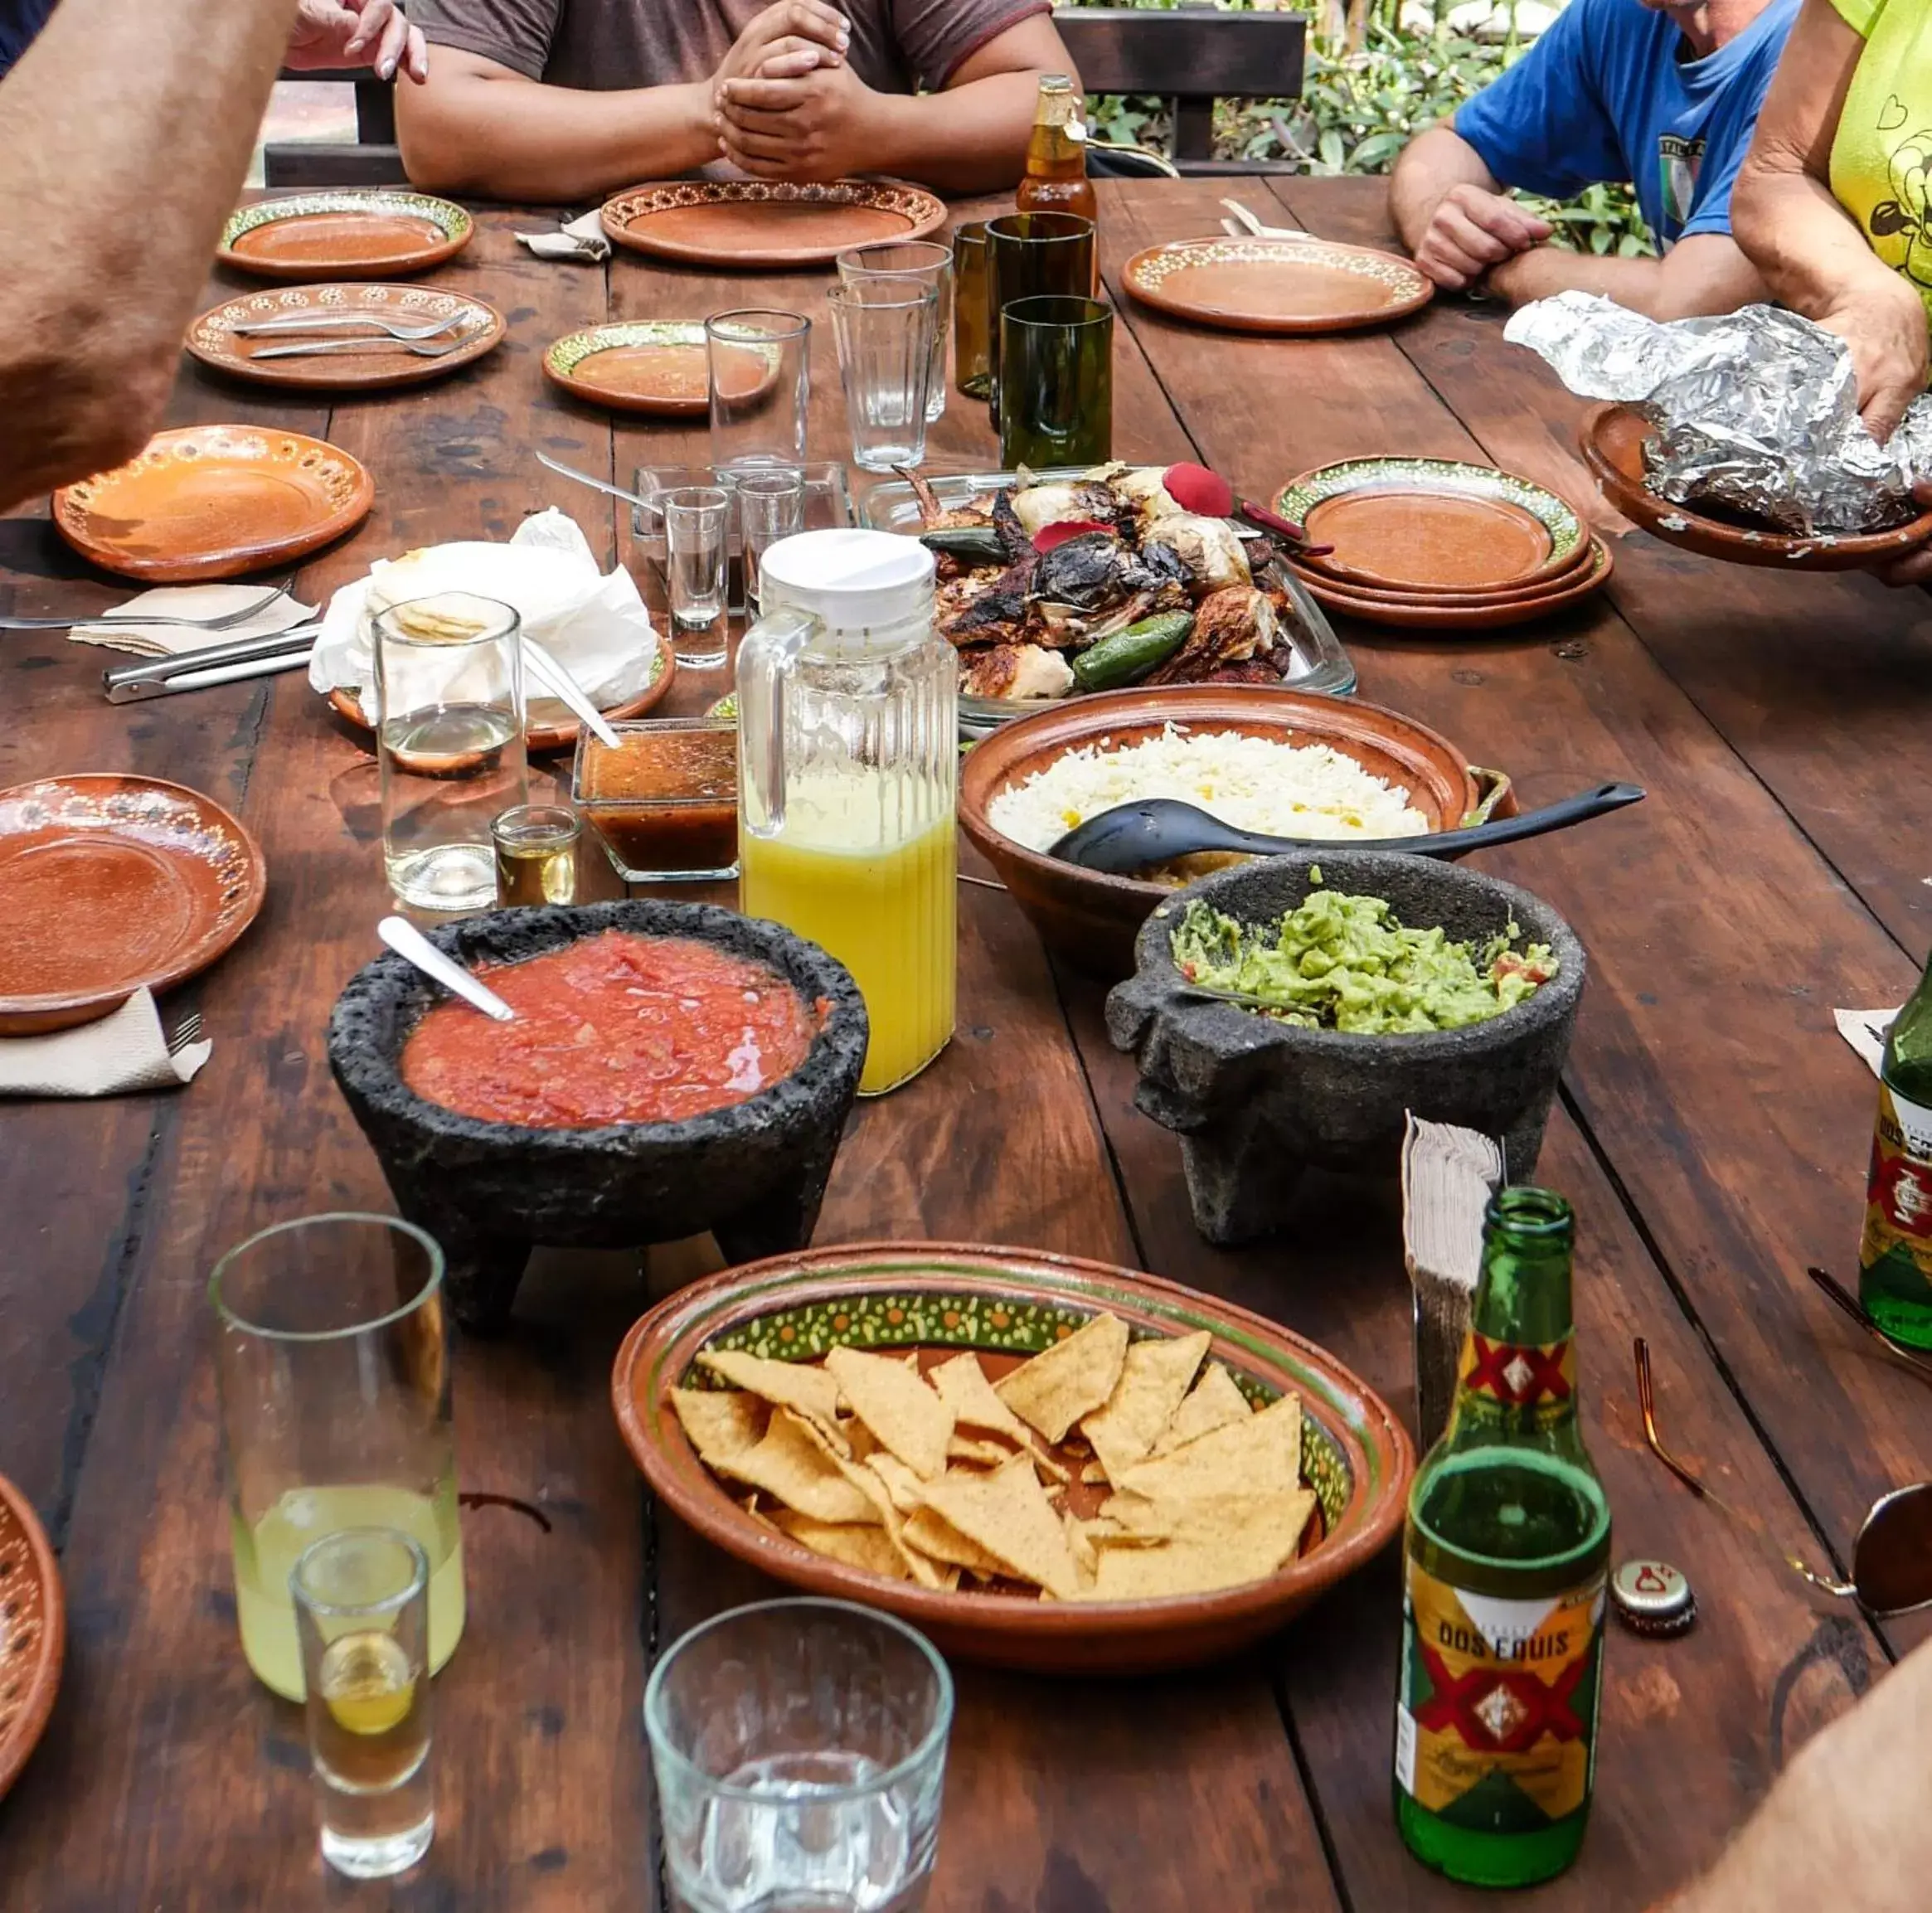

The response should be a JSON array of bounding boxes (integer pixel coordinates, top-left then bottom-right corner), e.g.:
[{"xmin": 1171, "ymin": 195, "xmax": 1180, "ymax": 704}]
[{"xmin": 1046, "ymin": 780, "xmax": 1645, "ymax": 876}]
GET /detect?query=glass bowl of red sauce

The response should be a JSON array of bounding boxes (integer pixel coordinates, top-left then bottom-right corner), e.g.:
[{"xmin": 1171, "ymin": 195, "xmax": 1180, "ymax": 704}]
[
  {"xmin": 327, "ymin": 901, "xmax": 869, "ymax": 1334},
  {"xmin": 572, "ymin": 719, "xmax": 738, "ymax": 882}
]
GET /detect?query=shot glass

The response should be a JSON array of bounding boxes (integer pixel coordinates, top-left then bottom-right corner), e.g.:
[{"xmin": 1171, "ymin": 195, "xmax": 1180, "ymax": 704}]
[
  {"xmin": 662, "ymin": 485, "xmax": 732, "ymax": 669},
  {"xmin": 825, "ymin": 276, "xmax": 939, "ymax": 474},
  {"xmin": 950, "ymin": 221, "xmax": 992, "ymax": 401},
  {"xmin": 985, "ymin": 212, "xmax": 1095, "ymax": 428},
  {"xmin": 837, "ymin": 240, "xmax": 951, "ymax": 421},
  {"xmin": 490, "ymin": 802, "xmax": 580, "ymax": 907},
  {"xmin": 706, "ymin": 309, "xmax": 810, "ymax": 474},
  {"xmin": 646, "ymin": 1599, "xmax": 954, "ymax": 1913},
  {"xmin": 293, "ymin": 1527, "xmax": 435, "ymax": 1881},
  {"xmin": 735, "ymin": 468, "xmax": 806, "ymax": 614},
  {"xmin": 998, "ymin": 295, "xmax": 1114, "ymax": 470}
]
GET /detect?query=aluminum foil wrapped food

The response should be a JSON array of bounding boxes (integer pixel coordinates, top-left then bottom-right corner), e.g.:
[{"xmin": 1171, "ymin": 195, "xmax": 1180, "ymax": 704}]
[{"xmin": 1503, "ymin": 291, "xmax": 1932, "ymax": 535}]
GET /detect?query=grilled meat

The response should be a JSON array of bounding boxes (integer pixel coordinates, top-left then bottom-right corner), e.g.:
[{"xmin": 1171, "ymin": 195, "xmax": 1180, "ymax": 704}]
[
  {"xmin": 992, "ymin": 488, "xmax": 1035, "ymax": 561},
  {"xmin": 940, "ymin": 556, "xmax": 1036, "ymax": 648},
  {"xmin": 1158, "ymin": 514, "xmax": 1252, "ymax": 590},
  {"xmin": 1143, "ymin": 584, "xmax": 1279, "ymax": 686},
  {"xmin": 900, "ymin": 465, "xmax": 996, "ymax": 532},
  {"xmin": 959, "ymin": 643, "xmax": 1075, "ymax": 701},
  {"xmin": 1009, "ymin": 478, "xmax": 1123, "ymax": 540}
]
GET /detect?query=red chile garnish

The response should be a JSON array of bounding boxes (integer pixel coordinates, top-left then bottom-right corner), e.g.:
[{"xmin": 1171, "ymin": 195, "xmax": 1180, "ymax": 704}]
[{"xmin": 1032, "ymin": 519, "xmax": 1114, "ymax": 553}]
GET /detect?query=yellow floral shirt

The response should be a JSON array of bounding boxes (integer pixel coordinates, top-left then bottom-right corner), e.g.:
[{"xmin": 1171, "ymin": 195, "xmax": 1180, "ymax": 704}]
[{"xmin": 1830, "ymin": 0, "xmax": 1932, "ymax": 320}]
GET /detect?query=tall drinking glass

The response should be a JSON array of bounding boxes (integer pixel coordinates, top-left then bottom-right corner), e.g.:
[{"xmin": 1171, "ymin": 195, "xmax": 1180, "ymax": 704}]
[
  {"xmin": 826, "ymin": 277, "xmax": 938, "ymax": 473},
  {"xmin": 294, "ymin": 1528, "xmax": 435, "ymax": 1880},
  {"xmin": 837, "ymin": 240, "xmax": 951, "ymax": 421},
  {"xmin": 707, "ymin": 309, "xmax": 810, "ymax": 473},
  {"xmin": 951, "ymin": 222, "xmax": 992, "ymax": 401},
  {"xmin": 663, "ymin": 485, "xmax": 732, "ymax": 670},
  {"xmin": 998, "ymin": 295, "xmax": 1114, "ymax": 470},
  {"xmin": 210, "ymin": 1214, "xmax": 465, "ymax": 1702},
  {"xmin": 646, "ymin": 1599, "xmax": 954, "ymax": 1913},
  {"xmin": 374, "ymin": 593, "xmax": 527, "ymax": 914},
  {"xmin": 984, "ymin": 211, "xmax": 1095, "ymax": 428},
  {"xmin": 735, "ymin": 468, "xmax": 805, "ymax": 613}
]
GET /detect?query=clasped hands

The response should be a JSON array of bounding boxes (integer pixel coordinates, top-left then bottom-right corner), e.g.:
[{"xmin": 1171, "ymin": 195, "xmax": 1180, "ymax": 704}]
[{"xmin": 709, "ymin": 0, "xmax": 877, "ymax": 185}]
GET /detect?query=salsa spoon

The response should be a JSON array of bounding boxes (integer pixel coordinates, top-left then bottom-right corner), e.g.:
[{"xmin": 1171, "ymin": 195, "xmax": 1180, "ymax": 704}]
[{"xmin": 377, "ymin": 915, "xmax": 516, "ymax": 1022}]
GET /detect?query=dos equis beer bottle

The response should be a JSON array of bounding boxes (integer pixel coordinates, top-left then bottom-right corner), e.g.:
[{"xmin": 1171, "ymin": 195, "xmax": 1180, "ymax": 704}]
[
  {"xmin": 1860, "ymin": 955, "xmax": 1932, "ymax": 1348},
  {"xmin": 1395, "ymin": 1186, "xmax": 1611, "ymax": 1887}
]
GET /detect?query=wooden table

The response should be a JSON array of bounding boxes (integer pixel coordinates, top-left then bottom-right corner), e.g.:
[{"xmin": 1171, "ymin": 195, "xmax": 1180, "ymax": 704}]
[{"xmin": 2, "ymin": 177, "xmax": 1926, "ymax": 1911}]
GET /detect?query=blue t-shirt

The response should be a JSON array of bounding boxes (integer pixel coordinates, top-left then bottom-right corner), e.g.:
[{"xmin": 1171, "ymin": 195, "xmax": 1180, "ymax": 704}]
[
  {"xmin": 0, "ymin": 0, "xmax": 58, "ymax": 76},
  {"xmin": 1453, "ymin": 0, "xmax": 1799, "ymax": 245}
]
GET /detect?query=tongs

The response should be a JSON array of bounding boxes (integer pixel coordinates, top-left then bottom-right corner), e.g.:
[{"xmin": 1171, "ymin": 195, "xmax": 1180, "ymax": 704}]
[{"xmin": 102, "ymin": 624, "xmax": 320, "ymax": 702}]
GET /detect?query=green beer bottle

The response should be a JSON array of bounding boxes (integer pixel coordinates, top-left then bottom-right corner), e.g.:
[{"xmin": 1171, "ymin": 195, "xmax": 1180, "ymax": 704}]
[
  {"xmin": 1859, "ymin": 954, "xmax": 1932, "ymax": 1348},
  {"xmin": 1395, "ymin": 1186, "xmax": 1612, "ymax": 1888}
]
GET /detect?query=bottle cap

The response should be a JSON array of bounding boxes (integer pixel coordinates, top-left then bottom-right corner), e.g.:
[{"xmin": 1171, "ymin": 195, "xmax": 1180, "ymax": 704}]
[
  {"xmin": 1610, "ymin": 1559, "xmax": 1697, "ymax": 1638},
  {"xmin": 755, "ymin": 528, "xmax": 934, "ymax": 639}
]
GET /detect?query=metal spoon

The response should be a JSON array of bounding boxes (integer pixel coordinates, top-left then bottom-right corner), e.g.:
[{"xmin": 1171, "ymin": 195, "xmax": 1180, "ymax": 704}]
[
  {"xmin": 522, "ymin": 636, "xmax": 621, "ymax": 748},
  {"xmin": 1047, "ymin": 782, "xmax": 1645, "ymax": 876},
  {"xmin": 534, "ymin": 449, "xmax": 658, "ymax": 515},
  {"xmin": 377, "ymin": 915, "xmax": 516, "ymax": 1022}
]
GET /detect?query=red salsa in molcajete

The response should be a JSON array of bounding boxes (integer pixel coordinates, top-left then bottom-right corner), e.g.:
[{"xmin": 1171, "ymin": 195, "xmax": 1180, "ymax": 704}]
[{"xmin": 400, "ymin": 930, "xmax": 818, "ymax": 1128}]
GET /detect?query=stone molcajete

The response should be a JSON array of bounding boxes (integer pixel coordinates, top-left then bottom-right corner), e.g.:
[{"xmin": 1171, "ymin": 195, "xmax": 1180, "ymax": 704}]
[
  {"xmin": 1104, "ymin": 851, "xmax": 1585, "ymax": 1245},
  {"xmin": 328, "ymin": 900, "xmax": 868, "ymax": 1333}
]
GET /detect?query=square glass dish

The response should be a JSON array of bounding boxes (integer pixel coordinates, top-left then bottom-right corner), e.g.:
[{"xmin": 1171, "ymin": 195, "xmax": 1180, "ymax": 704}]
[
  {"xmin": 571, "ymin": 718, "xmax": 739, "ymax": 883},
  {"xmin": 630, "ymin": 464, "xmax": 855, "ymax": 616}
]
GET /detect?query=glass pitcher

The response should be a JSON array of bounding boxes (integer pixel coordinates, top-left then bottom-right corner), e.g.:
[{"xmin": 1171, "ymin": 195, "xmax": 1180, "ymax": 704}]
[{"xmin": 737, "ymin": 528, "xmax": 957, "ymax": 1095}]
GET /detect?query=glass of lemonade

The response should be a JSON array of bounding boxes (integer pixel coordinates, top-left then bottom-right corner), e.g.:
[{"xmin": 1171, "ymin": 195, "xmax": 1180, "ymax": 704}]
[{"xmin": 210, "ymin": 1214, "xmax": 465, "ymax": 1702}]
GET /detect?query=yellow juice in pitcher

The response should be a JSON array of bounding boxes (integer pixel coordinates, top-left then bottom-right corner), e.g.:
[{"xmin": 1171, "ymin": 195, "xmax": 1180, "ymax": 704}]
[{"xmin": 740, "ymin": 775, "xmax": 955, "ymax": 1095}]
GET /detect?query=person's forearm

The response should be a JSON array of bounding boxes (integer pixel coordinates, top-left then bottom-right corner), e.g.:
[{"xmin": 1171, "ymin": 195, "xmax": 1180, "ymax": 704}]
[
  {"xmin": 1487, "ymin": 238, "xmax": 1765, "ymax": 320},
  {"xmin": 396, "ymin": 70, "xmax": 716, "ymax": 201},
  {"xmin": 1734, "ymin": 168, "xmax": 1899, "ymax": 323},
  {"xmin": 866, "ymin": 71, "xmax": 1049, "ymax": 193},
  {"xmin": 0, "ymin": 0, "xmax": 299, "ymax": 507},
  {"xmin": 1390, "ymin": 124, "xmax": 1494, "ymax": 253}
]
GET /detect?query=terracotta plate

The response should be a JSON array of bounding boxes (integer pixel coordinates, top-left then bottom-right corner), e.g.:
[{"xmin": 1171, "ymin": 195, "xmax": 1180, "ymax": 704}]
[
  {"xmin": 328, "ymin": 642, "xmax": 674, "ymax": 755},
  {"xmin": 613, "ymin": 1241, "xmax": 1413, "ymax": 1675},
  {"xmin": 1580, "ymin": 402, "xmax": 1932, "ymax": 571},
  {"xmin": 602, "ymin": 179, "xmax": 947, "ymax": 269},
  {"xmin": 543, "ymin": 321, "xmax": 775, "ymax": 416},
  {"xmin": 1277, "ymin": 457, "xmax": 1587, "ymax": 593},
  {"xmin": 0, "ymin": 774, "xmax": 267, "ymax": 1035},
  {"xmin": 53, "ymin": 425, "xmax": 374, "ymax": 583},
  {"xmin": 187, "ymin": 283, "xmax": 505, "ymax": 392},
  {"xmin": 1124, "ymin": 236, "xmax": 1433, "ymax": 336},
  {"xmin": 0, "ymin": 1473, "xmax": 62, "ymax": 1802},
  {"xmin": 1292, "ymin": 538, "xmax": 1614, "ymax": 631},
  {"xmin": 217, "ymin": 192, "xmax": 473, "ymax": 281}
]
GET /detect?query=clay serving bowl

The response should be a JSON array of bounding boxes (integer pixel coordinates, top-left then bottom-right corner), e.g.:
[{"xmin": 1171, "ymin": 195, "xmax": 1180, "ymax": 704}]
[
  {"xmin": 1580, "ymin": 403, "xmax": 1932, "ymax": 571},
  {"xmin": 1106, "ymin": 850, "xmax": 1585, "ymax": 1245},
  {"xmin": 957, "ymin": 685, "xmax": 1506, "ymax": 980},
  {"xmin": 328, "ymin": 901, "xmax": 868, "ymax": 1333},
  {"xmin": 612, "ymin": 1241, "xmax": 1414, "ymax": 1674}
]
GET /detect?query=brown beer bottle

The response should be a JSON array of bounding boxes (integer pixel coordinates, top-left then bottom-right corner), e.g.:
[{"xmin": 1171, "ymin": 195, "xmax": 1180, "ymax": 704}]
[{"xmin": 1016, "ymin": 74, "xmax": 1098, "ymax": 288}]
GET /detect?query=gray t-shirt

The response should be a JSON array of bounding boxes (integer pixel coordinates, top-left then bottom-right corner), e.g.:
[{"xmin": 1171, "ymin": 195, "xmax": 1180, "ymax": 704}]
[{"xmin": 412, "ymin": 0, "xmax": 1049, "ymax": 93}]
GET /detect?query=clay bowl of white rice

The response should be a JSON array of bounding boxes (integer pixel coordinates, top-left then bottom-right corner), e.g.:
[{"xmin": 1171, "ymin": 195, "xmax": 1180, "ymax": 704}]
[{"xmin": 959, "ymin": 685, "xmax": 1505, "ymax": 978}]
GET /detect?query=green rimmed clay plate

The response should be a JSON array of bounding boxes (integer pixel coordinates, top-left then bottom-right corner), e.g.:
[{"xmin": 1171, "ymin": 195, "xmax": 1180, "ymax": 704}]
[
  {"xmin": 613, "ymin": 1241, "xmax": 1413, "ymax": 1673},
  {"xmin": 542, "ymin": 322, "xmax": 776, "ymax": 417},
  {"xmin": 1276, "ymin": 458, "xmax": 1588, "ymax": 595},
  {"xmin": 218, "ymin": 192, "xmax": 473, "ymax": 282}
]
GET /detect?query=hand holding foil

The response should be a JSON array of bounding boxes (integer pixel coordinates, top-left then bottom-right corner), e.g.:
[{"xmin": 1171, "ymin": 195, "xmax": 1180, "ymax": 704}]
[{"xmin": 1504, "ymin": 291, "xmax": 1932, "ymax": 537}]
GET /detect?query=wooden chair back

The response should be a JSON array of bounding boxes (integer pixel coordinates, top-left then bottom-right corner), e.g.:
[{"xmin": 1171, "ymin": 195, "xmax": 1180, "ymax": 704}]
[{"xmin": 263, "ymin": 68, "xmax": 405, "ymax": 188}]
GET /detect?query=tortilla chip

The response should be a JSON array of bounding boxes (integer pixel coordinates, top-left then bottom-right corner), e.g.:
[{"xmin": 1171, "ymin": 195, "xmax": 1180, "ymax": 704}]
[
  {"xmin": 826, "ymin": 1346, "xmax": 955, "ymax": 1479},
  {"xmin": 1080, "ymin": 1330, "xmax": 1211, "ymax": 1482},
  {"xmin": 789, "ymin": 1422, "xmax": 947, "ymax": 1590},
  {"xmin": 697, "ymin": 1349, "xmax": 843, "ymax": 1431},
  {"xmin": 1114, "ymin": 1393, "xmax": 1302, "ymax": 1506},
  {"xmin": 670, "ymin": 1386, "xmax": 769, "ymax": 1471},
  {"xmin": 714, "ymin": 1410, "xmax": 879, "ymax": 1526},
  {"xmin": 994, "ymin": 1313, "xmax": 1129, "ymax": 1444},
  {"xmin": 930, "ymin": 1352, "xmax": 1032, "ymax": 1442},
  {"xmin": 865, "ymin": 1453, "xmax": 926, "ymax": 1515},
  {"xmin": 842, "ymin": 1419, "xmax": 880, "ymax": 1463},
  {"xmin": 1149, "ymin": 1362, "xmax": 1252, "ymax": 1459},
  {"xmin": 1027, "ymin": 1443, "xmax": 1070, "ymax": 1487},
  {"xmin": 919, "ymin": 1459, "xmax": 1080, "ymax": 1600},
  {"xmin": 1080, "ymin": 1461, "xmax": 1109, "ymax": 1485},
  {"xmin": 948, "ymin": 1433, "xmax": 1017, "ymax": 1467},
  {"xmin": 905, "ymin": 1506, "xmax": 1010, "ymax": 1579},
  {"xmin": 1079, "ymin": 1491, "xmax": 1316, "ymax": 1600},
  {"xmin": 769, "ymin": 1512, "xmax": 913, "ymax": 1580}
]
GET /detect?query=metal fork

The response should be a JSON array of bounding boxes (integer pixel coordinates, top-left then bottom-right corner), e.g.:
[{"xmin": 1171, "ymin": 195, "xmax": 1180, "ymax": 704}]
[
  {"xmin": 230, "ymin": 310, "xmax": 471, "ymax": 340},
  {"xmin": 250, "ymin": 336, "xmax": 469, "ymax": 362},
  {"xmin": 0, "ymin": 575, "xmax": 296, "ymax": 634},
  {"xmin": 1219, "ymin": 197, "xmax": 1312, "ymax": 240},
  {"xmin": 167, "ymin": 1011, "xmax": 204, "ymax": 1057}
]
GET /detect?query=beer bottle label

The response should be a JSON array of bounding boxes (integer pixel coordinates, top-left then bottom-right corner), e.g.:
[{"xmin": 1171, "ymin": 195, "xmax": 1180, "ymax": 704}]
[
  {"xmin": 1454, "ymin": 1332, "xmax": 1576, "ymax": 1431},
  {"xmin": 1396, "ymin": 1559, "xmax": 1606, "ymax": 1830},
  {"xmin": 1861, "ymin": 1085, "xmax": 1932, "ymax": 1291}
]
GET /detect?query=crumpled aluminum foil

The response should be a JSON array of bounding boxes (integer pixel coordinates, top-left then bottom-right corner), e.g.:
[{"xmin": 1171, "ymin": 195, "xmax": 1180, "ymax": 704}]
[{"xmin": 1503, "ymin": 291, "xmax": 1932, "ymax": 536}]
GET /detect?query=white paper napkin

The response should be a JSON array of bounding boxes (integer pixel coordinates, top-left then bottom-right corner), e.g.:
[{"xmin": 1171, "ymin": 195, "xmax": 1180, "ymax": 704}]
[
  {"xmin": 309, "ymin": 509, "xmax": 663, "ymax": 722},
  {"xmin": 0, "ymin": 989, "xmax": 211, "ymax": 1098},
  {"xmin": 1836, "ymin": 1007, "xmax": 1897, "ymax": 1077},
  {"xmin": 68, "ymin": 584, "xmax": 317, "ymax": 658},
  {"xmin": 515, "ymin": 209, "xmax": 612, "ymax": 264}
]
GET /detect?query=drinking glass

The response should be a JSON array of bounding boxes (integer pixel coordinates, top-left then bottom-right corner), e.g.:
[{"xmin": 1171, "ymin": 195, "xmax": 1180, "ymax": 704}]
[
  {"xmin": 210, "ymin": 1213, "xmax": 465, "ymax": 1703},
  {"xmin": 293, "ymin": 1528, "xmax": 435, "ymax": 1881},
  {"xmin": 734, "ymin": 468, "xmax": 806, "ymax": 614},
  {"xmin": 663, "ymin": 485, "xmax": 733, "ymax": 669},
  {"xmin": 373, "ymin": 593, "xmax": 528, "ymax": 914},
  {"xmin": 984, "ymin": 211, "xmax": 1095, "ymax": 427},
  {"xmin": 950, "ymin": 223, "xmax": 992, "ymax": 401},
  {"xmin": 707, "ymin": 309, "xmax": 810, "ymax": 473},
  {"xmin": 826, "ymin": 277, "xmax": 939, "ymax": 474},
  {"xmin": 998, "ymin": 295, "xmax": 1114, "ymax": 470},
  {"xmin": 837, "ymin": 240, "xmax": 951, "ymax": 422},
  {"xmin": 646, "ymin": 1599, "xmax": 954, "ymax": 1913},
  {"xmin": 491, "ymin": 802, "xmax": 579, "ymax": 906}
]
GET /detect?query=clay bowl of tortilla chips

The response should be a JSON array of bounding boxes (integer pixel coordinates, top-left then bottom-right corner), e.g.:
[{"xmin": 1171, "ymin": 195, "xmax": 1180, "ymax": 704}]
[{"xmin": 612, "ymin": 1241, "xmax": 1413, "ymax": 1674}]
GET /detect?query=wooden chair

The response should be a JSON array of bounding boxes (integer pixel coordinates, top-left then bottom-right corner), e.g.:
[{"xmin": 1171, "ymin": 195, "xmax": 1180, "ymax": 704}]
[{"xmin": 263, "ymin": 68, "xmax": 405, "ymax": 188}]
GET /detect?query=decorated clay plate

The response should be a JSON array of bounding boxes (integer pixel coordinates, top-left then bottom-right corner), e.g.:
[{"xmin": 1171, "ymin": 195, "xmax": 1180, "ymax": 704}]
[
  {"xmin": 1123, "ymin": 235, "xmax": 1432, "ymax": 336},
  {"xmin": 602, "ymin": 179, "xmax": 947, "ymax": 269},
  {"xmin": 543, "ymin": 321, "xmax": 777, "ymax": 416},
  {"xmin": 53, "ymin": 425, "xmax": 374, "ymax": 583},
  {"xmin": 0, "ymin": 774, "xmax": 267, "ymax": 1035},
  {"xmin": 217, "ymin": 191, "xmax": 473, "ymax": 281},
  {"xmin": 187, "ymin": 283, "xmax": 505, "ymax": 392},
  {"xmin": 0, "ymin": 1472, "xmax": 61, "ymax": 1801},
  {"xmin": 613, "ymin": 1241, "xmax": 1413, "ymax": 1674},
  {"xmin": 1276, "ymin": 457, "xmax": 1588, "ymax": 595},
  {"xmin": 1291, "ymin": 537, "xmax": 1614, "ymax": 631}
]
